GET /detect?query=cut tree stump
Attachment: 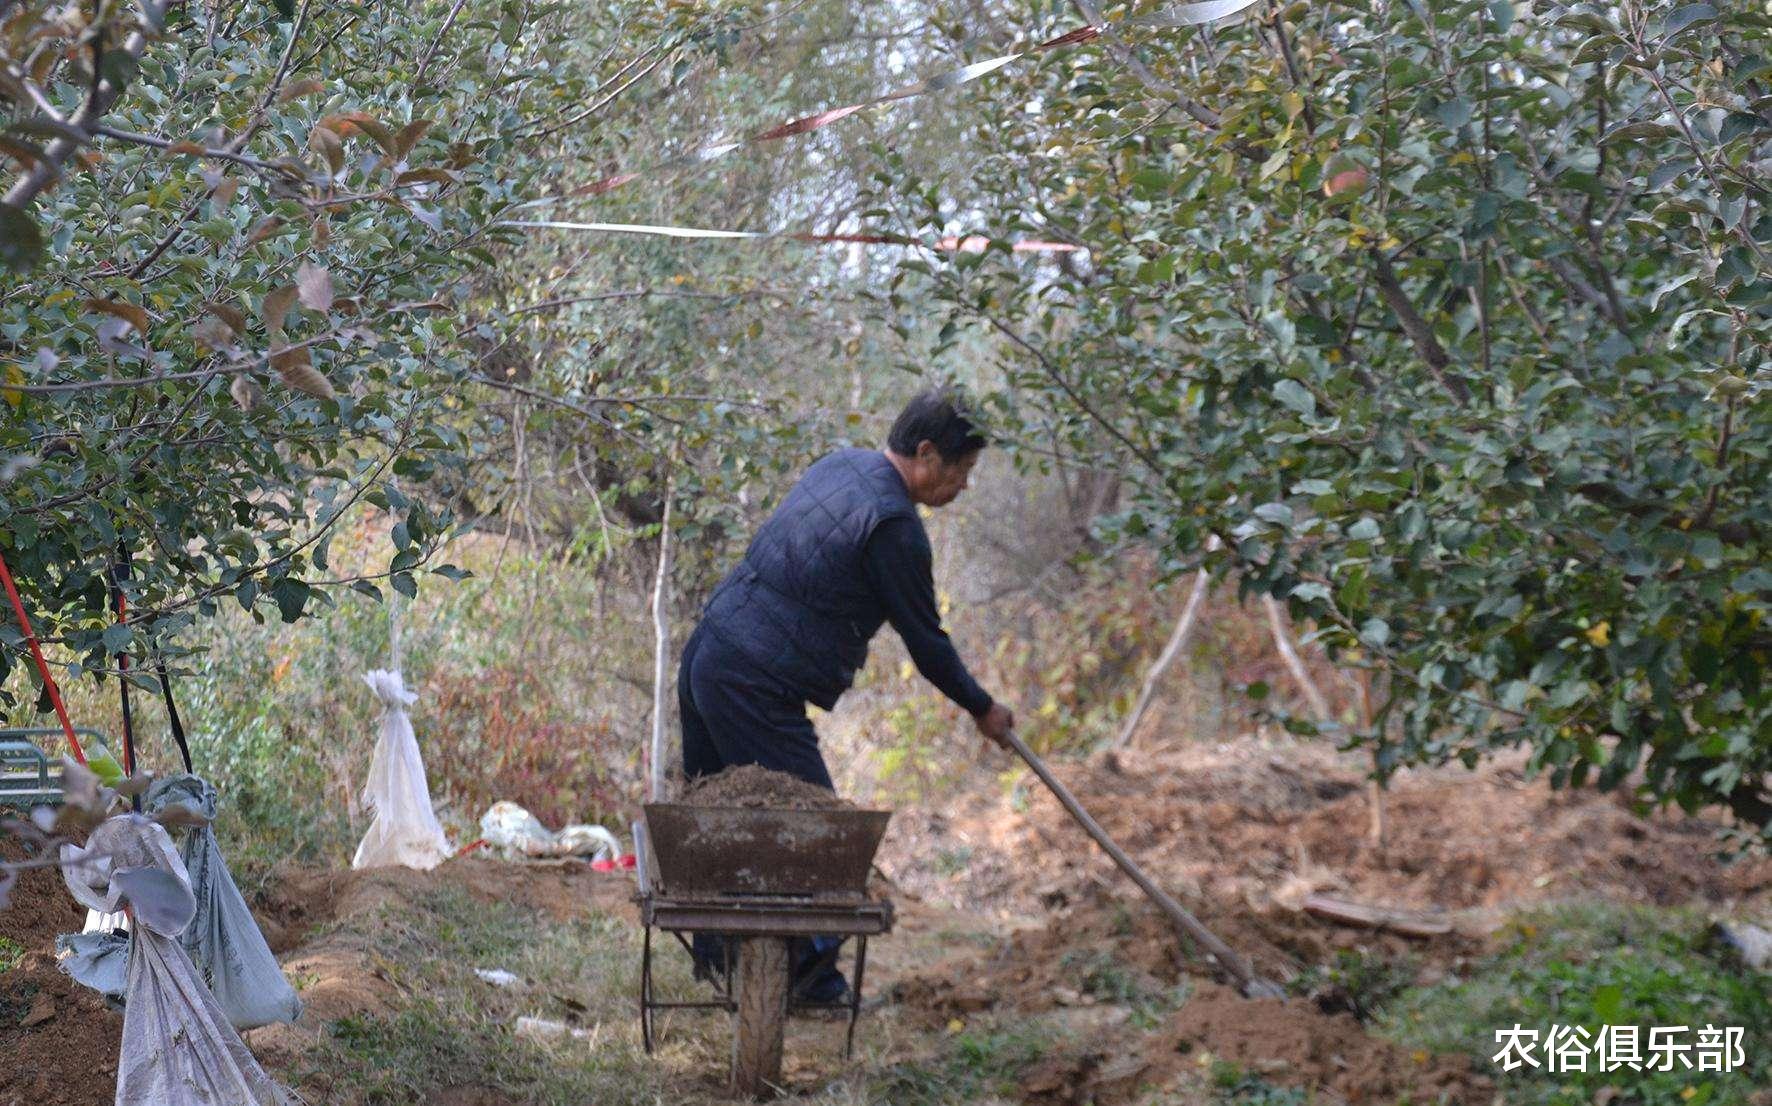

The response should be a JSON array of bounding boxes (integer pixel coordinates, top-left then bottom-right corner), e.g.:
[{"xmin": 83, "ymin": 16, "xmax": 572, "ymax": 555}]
[
  {"xmin": 1301, "ymin": 894, "xmax": 1452, "ymax": 938},
  {"xmin": 730, "ymin": 936, "xmax": 789, "ymax": 1098}
]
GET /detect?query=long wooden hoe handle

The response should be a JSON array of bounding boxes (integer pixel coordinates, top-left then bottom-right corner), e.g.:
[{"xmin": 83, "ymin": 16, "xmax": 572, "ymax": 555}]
[{"xmin": 1003, "ymin": 730, "xmax": 1284, "ymax": 998}]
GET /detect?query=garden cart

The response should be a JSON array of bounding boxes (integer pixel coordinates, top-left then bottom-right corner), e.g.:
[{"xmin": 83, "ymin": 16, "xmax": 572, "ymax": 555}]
[{"xmin": 634, "ymin": 801, "xmax": 894, "ymax": 1098}]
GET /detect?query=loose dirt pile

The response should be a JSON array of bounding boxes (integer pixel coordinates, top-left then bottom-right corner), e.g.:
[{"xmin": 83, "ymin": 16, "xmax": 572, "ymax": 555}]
[
  {"xmin": 879, "ymin": 736, "xmax": 1772, "ymax": 922},
  {"xmin": 679, "ymin": 764, "xmax": 852, "ymax": 810},
  {"xmin": 0, "ymin": 843, "xmax": 123, "ymax": 1106},
  {"xmin": 877, "ymin": 731, "xmax": 1768, "ymax": 1105},
  {"xmin": 893, "ymin": 879, "xmax": 1485, "ymax": 1025}
]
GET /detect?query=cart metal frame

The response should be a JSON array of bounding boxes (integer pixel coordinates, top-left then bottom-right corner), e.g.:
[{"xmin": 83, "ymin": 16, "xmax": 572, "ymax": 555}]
[
  {"xmin": 633, "ymin": 813, "xmax": 895, "ymax": 1063},
  {"xmin": 0, "ymin": 728, "xmax": 108, "ymax": 809}
]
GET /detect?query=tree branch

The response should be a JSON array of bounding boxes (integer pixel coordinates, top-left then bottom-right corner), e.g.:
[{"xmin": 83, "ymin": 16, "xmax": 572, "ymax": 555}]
[
  {"xmin": 1368, "ymin": 248, "xmax": 1469, "ymax": 404},
  {"xmin": 3, "ymin": 0, "xmax": 174, "ymax": 210}
]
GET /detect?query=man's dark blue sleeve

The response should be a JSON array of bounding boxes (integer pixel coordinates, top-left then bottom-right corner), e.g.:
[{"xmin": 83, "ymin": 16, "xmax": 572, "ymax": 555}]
[{"xmin": 863, "ymin": 516, "xmax": 993, "ymax": 717}]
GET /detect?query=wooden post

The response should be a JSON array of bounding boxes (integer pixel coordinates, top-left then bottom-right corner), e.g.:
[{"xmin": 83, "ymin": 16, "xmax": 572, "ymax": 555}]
[{"xmin": 648, "ymin": 482, "xmax": 674, "ymax": 803}]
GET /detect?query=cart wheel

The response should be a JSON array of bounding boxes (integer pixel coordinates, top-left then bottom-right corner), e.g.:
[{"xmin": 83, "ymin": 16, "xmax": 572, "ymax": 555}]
[{"xmin": 729, "ymin": 936, "xmax": 789, "ymax": 1098}]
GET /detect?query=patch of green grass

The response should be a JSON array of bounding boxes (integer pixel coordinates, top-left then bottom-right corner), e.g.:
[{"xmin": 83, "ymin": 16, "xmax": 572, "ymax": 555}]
[
  {"xmin": 872, "ymin": 1023, "xmax": 1054, "ymax": 1106},
  {"xmin": 1058, "ymin": 948, "xmax": 1192, "ymax": 1029},
  {"xmin": 283, "ymin": 886, "xmax": 683, "ymax": 1105},
  {"xmin": 1287, "ymin": 947, "xmax": 1417, "ymax": 1020},
  {"xmin": 0, "ymin": 935, "xmax": 25, "ymax": 973},
  {"xmin": 1378, "ymin": 902, "xmax": 1771, "ymax": 1106},
  {"xmin": 932, "ymin": 845, "xmax": 974, "ymax": 877},
  {"xmin": 1208, "ymin": 1060, "xmax": 1314, "ymax": 1105}
]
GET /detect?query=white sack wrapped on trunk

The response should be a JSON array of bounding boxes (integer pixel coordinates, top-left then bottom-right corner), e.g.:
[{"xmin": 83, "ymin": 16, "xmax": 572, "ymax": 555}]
[
  {"xmin": 60, "ymin": 814, "xmax": 293, "ymax": 1106},
  {"xmin": 145, "ymin": 774, "xmax": 302, "ymax": 1028},
  {"xmin": 352, "ymin": 668, "xmax": 452, "ymax": 870}
]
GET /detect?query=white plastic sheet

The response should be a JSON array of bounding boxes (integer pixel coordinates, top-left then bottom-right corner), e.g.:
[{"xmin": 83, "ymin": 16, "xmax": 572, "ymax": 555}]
[
  {"xmin": 146, "ymin": 774, "xmax": 302, "ymax": 1028},
  {"xmin": 60, "ymin": 814, "xmax": 293, "ymax": 1106},
  {"xmin": 479, "ymin": 801, "xmax": 620, "ymax": 860},
  {"xmin": 352, "ymin": 668, "xmax": 452, "ymax": 871}
]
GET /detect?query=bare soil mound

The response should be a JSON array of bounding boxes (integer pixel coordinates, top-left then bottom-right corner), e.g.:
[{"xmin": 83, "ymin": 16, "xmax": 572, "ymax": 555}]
[
  {"xmin": 0, "ymin": 841, "xmax": 123, "ymax": 1106},
  {"xmin": 679, "ymin": 764, "xmax": 851, "ymax": 810},
  {"xmin": 879, "ymin": 732, "xmax": 1766, "ymax": 1105},
  {"xmin": 879, "ymin": 736, "xmax": 1772, "ymax": 922}
]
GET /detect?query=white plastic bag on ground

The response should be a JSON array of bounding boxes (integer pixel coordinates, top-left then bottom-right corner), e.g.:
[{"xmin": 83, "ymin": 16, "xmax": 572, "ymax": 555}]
[
  {"xmin": 60, "ymin": 814, "xmax": 293, "ymax": 1106},
  {"xmin": 480, "ymin": 801, "xmax": 620, "ymax": 861},
  {"xmin": 145, "ymin": 774, "xmax": 302, "ymax": 1028},
  {"xmin": 353, "ymin": 668, "xmax": 452, "ymax": 871}
]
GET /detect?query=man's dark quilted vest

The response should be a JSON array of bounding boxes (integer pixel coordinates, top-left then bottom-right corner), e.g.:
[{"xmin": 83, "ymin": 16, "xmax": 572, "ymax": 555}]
[{"xmin": 699, "ymin": 448, "xmax": 920, "ymax": 709}]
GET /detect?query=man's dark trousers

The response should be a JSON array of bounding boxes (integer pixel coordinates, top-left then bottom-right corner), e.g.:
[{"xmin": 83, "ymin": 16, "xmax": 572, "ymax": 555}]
[{"xmin": 677, "ymin": 625, "xmax": 847, "ymax": 1001}]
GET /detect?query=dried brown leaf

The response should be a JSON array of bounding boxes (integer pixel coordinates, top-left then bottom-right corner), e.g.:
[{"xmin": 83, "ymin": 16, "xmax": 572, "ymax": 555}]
[
  {"xmin": 206, "ymin": 301, "xmax": 248, "ymax": 334},
  {"xmin": 308, "ymin": 124, "xmax": 344, "ymax": 175},
  {"xmin": 246, "ymin": 215, "xmax": 285, "ymax": 246},
  {"xmin": 321, "ymin": 112, "xmax": 395, "ymax": 155},
  {"xmin": 230, "ymin": 373, "xmax": 263, "ymax": 411},
  {"xmin": 191, "ymin": 316, "xmax": 234, "ymax": 352},
  {"xmin": 271, "ymin": 346, "xmax": 335, "ymax": 399},
  {"xmin": 295, "ymin": 261, "xmax": 333, "ymax": 311},
  {"xmin": 276, "ymin": 77, "xmax": 325, "ymax": 104},
  {"xmin": 0, "ymin": 136, "xmax": 47, "ymax": 167},
  {"xmin": 394, "ymin": 167, "xmax": 456, "ymax": 186},
  {"xmin": 393, "ymin": 119, "xmax": 433, "ymax": 159},
  {"xmin": 82, "ymin": 298, "xmax": 150, "ymax": 334},
  {"xmin": 260, "ymin": 285, "xmax": 298, "ymax": 336},
  {"xmin": 210, "ymin": 175, "xmax": 240, "ymax": 207}
]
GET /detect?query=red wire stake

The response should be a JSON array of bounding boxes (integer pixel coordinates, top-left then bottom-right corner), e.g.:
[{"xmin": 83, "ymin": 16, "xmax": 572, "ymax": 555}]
[{"xmin": 0, "ymin": 547, "xmax": 87, "ymax": 765}]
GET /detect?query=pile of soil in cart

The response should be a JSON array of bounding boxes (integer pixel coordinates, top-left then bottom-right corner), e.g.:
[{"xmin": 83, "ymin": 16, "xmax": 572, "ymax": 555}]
[
  {"xmin": 0, "ymin": 840, "xmax": 123, "ymax": 1106},
  {"xmin": 679, "ymin": 765, "xmax": 853, "ymax": 811}
]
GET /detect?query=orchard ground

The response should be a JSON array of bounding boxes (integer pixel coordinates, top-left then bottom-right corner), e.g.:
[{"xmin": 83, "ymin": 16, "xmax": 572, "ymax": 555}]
[{"xmin": 5, "ymin": 725, "xmax": 1768, "ymax": 1106}]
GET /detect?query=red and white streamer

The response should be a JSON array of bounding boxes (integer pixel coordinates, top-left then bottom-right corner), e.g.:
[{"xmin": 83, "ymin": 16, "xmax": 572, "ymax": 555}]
[
  {"xmin": 527, "ymin": 0, "xmax": 1259, "ymax": 208},
  {"xmin": 504, "ymin": 219, "xmax": 1084, "ymax": 253}
]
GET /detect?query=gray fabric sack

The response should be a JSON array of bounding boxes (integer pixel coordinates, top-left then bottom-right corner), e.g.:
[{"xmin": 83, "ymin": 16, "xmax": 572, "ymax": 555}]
[{"xmin": 146, "ymin": 774, "xmax": 303, "ymax": 1029}]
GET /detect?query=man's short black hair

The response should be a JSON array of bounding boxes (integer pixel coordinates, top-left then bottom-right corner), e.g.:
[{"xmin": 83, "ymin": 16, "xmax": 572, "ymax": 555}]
[{"xmin": 888, "ymin": 388, "xmax": 988, "ymax": 462}]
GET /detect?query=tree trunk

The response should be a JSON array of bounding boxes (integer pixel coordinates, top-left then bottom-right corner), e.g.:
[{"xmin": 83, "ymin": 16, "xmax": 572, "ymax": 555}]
[
  {"xmin": 1112, "ymin": 567, "xmax": 1210, "ymax": 749},
  {"xmin": 1262, "ymin": 596, "xmax": 1331, "ymax": 722},
  {"xmin": 730, "ymin": 936, "xmax": 789, "ymax": 1098}
]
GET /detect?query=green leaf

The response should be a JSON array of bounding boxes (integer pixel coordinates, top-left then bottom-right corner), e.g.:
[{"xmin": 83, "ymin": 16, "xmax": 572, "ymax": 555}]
[
  {"xmin": 1661, "ymin": 4, "xmax": 1717, "ymax": 38},
  {"xmin": 101, "ymin": 624, "xmax": 134, "ymax": 655},
  {"xmin": 1273, "ymin": 379, "xmax": 1316, "ymax": 417},
  {"xmin": 390, "ymin": 572, "xmax": 417, "ymax": 599},
  {"xmin": 1602, "ymin": 121, "xmax": 1678, "ymax": 145},
  {"xmin": 1592, "ymin": 983, "xmax": 1625, "ymax": 1023},
  {"xmin": 270, "ymin": 579, "xmax": 310, "ymax": 623},
  {"xmin": 1359, "ymin": 618, "xmax": 1391, "ymax": 648},
  {"xmin": 0, "ymin": 204, "xmax": 44, "ymax": 272}
]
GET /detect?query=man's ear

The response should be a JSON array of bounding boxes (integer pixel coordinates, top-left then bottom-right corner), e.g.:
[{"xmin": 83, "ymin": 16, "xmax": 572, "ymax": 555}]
[{"xmin": 915, "ymin": 440, "xmax": 941, "ymax": 463}]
